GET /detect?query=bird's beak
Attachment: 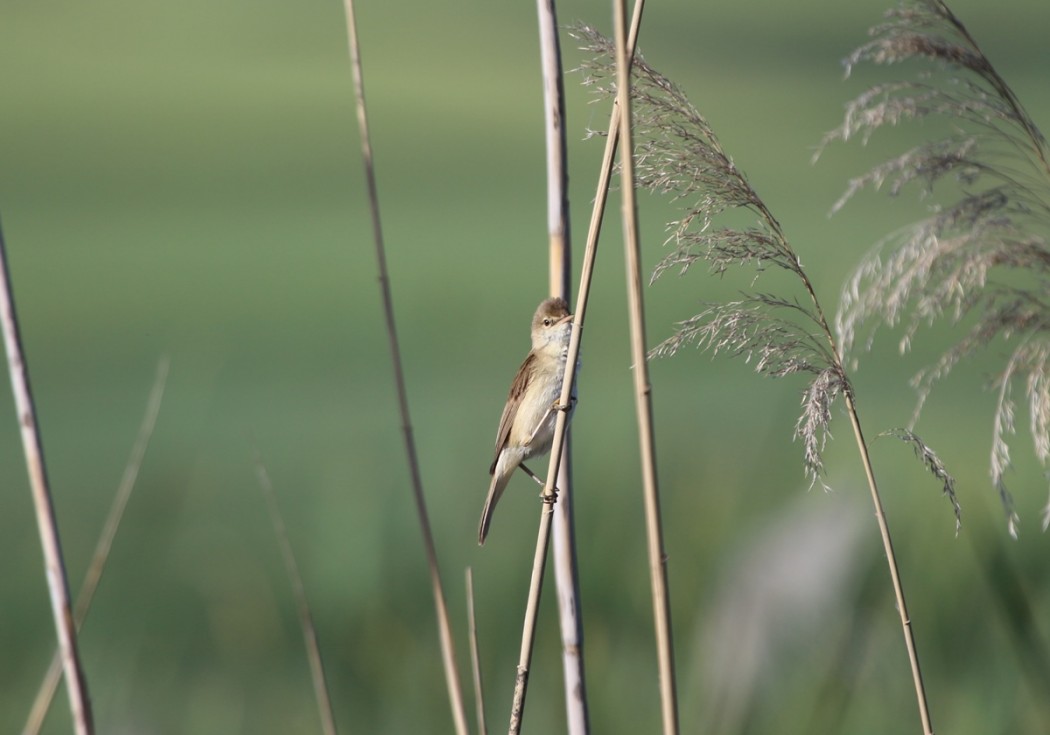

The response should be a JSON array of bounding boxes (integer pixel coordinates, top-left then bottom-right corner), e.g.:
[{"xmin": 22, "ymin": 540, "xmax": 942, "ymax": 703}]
[{"xmin": 556, "ymin": 313, "xmax": 574, "ymax": 326}]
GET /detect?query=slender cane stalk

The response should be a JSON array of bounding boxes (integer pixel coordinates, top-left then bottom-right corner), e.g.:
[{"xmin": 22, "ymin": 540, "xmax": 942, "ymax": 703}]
[
  {"xmin": 509, "ymin": 503, "xmax": 556, "ymax": 735},
  {"xmin": 842, "ymin": 393, "xmax": 933, "ymax": 735},
  {"xmin": 612, "ymin": 2, "xmax": 679, "ymax": 733},
  {"xmin": 776, "ymin": 147, "xmax": 933, "ymax": 735},
  {"xmin": 770, "ymin": 127, "xmax": 933, "ymax": 735},
  {"xmin": 798, "ymin": 244, "xmax": 934, "ymax": 734},
  {"xmin": 808, "ymin": 250, "xmax": 934, "ymax": 733},
  {"xmin": 534, "ymin": 0, "xmax": 590, "ymax": 731},
  {"xmin": 0, "ymin": 215, "xmax": 94, "ymax": 735},
  {"xmin": 338, "ymin": 4, "xmax": 469, "ymax": 734},
  {"xmin": 506, "ymin": 3, "xmax": 646, "ymax": 733},
  {"xmin": 22, "ymin": 356, "xmax": 168, "ymax": 735}
]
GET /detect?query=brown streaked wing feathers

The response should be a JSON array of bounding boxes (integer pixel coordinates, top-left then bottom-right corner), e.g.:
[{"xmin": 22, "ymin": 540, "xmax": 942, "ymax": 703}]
[{"xmin": 489, "ymin": 352, "xmax": 535, "ymax": 474}]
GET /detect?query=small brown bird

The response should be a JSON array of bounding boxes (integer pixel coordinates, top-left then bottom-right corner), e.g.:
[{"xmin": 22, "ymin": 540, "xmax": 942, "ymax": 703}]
[{"xmin": 478, "ymin": 297, "xmax": 575, "ymax": 545}]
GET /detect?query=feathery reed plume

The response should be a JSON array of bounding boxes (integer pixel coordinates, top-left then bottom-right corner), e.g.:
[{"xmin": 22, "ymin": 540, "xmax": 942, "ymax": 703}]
[
  {"xmin": 883, "ymin": 427, "xmax": 961, "ymax": 533},
  {"xmin": 574, "ymin": 25, "xmax": 845, "ymax": 489},
  {"xmin": 573, "ymin": 24, "xmax": 960, "ymax": 734},
  {"xmin": 818, "ymin": 0, "xmax": 1050, "ymax": 535}
]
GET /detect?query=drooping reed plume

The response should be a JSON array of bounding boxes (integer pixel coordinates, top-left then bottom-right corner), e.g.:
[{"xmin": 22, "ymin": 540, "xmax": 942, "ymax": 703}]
[
  {"xmin": 573, "ymin": 23, "xmax": 961, "ymax": 735},
  {"xmin": 818, "ymin": 0, "xmax": 1050, "ymax": 535},
  {"xmin": 573, "ymin": 29, "xmax": 839, "ymax": 485},
  {"xmin": 572, "ymin": 24, "xmax": 960, "ymax": 512}
]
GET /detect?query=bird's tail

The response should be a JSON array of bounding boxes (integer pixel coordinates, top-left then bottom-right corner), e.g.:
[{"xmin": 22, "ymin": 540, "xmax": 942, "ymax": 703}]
[{"xmin": 478, "ymin": 464, "xmax": 512, "ymax": 545}]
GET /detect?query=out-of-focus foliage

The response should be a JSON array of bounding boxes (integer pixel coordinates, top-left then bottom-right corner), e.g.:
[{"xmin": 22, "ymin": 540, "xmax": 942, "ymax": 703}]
[{"xmin": 1, "ymin": 1, "xmax": 1049, "ymax": 733}]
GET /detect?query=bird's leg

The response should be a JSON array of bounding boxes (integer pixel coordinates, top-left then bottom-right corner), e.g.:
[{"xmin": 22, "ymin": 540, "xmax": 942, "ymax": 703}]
[
  {"xmin": 518, "ymin": 463, "xmax": 548, "ymax": 488},
  {"xmin": 518, "ymin": 463, "xmax": 558, "ymax": 504}
]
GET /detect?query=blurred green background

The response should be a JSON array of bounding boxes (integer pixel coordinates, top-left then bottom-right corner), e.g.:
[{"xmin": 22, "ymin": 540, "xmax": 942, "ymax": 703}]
[{"xmin": 2, "ymin": 0, "xmax": 1049, "ymax": 732}]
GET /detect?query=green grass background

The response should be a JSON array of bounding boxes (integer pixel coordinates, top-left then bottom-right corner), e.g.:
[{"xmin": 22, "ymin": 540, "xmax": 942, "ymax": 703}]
[{"xmin": 2, "ymin": 0, "xmax": 1049, "ymax": 732}]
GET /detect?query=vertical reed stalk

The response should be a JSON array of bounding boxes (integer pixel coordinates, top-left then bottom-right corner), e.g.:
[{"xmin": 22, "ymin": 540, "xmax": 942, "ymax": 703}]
[
  {"xmin": 338, "ymin": 4, "xmax": 469, "ymax": 734},
  {"xmin": 509, "ymin": 502, "xmax": 556, "ymax": 735},
  {"xmin": 535, "ymin": 0, "xmax": 590, "ymax": 730},
  {"xmin": 612, "ymin": 2, "xmax": 679, "ymax": 732}
]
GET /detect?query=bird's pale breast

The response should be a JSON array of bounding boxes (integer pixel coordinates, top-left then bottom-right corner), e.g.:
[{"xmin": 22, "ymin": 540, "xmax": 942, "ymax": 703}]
[{"xmin": 509, "ymin": 349, "xmax": 567, "ymax": 457}]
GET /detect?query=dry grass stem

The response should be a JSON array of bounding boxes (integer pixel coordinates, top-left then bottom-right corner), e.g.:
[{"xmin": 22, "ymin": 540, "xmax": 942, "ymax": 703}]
[
  {"xmin": 22, "ymin": 357, "xmax": 169, "ymax": 735},
  {"xmin": 339, "ymin": 2, "xmax": 469, "ymax": 732},
  {"xmin": 612, "ymin": 0, "xmax": 679, "ymax": 731},
  {"xmin": 0, "ymin": 215, "xmax": 94, "ymax": 735},
  {"xmin": 509, "ymin": 503, "xmax": 555, "ymax": 735},
  {"xmin": 253, "ymin": 452, "xmax": 337, "ymax": 735},
  {"xmin": 820, "ymin": 0, "xmax": 1050, "ymax": 532}
]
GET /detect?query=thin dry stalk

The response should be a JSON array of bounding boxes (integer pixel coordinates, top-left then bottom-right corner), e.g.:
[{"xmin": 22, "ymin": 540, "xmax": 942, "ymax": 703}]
[
  {"xmin": 509, "ymin": 504, "xmax": 556, "ymax": 735},
  {"xmin": 466, "ymin": 568, "xmax": 488, "ymax": 735},
  {"xmin": 535, "ymin": 0, "xmax": 590, "ymax": 730},
  {"xmin": 338, "ymin": 3, "xmax": 469, "ymax": 733},
  {"xmin": 841, "ymin": 395, "xmax": 934, "ymax": 735},
  {"xmin": 506, "ymin": 3, "xmax": 645, "ymax": 733},
  {"xmin": 613, "ymin": 1, "xmax": 679, "ymax": 732},
  {"xmin": 0, "ymin": 216, "xmax": 94, "ymax": 735},
  {"xmin": 575, "ymin": 29, "xmax": 941, "ymax": 734},
  {"xmin": 253, "ymin": 452, "xmax": 337, "ymax": 735},
  {"xmin": 22, "ymin": 356, "xmax": 169, "ymax": 735}
]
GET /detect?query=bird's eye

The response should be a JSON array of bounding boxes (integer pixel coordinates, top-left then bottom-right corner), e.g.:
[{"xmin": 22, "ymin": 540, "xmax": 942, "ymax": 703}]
[{"xmin": 543, "ymin": 318, "xmax": 552, "ymax": 326}]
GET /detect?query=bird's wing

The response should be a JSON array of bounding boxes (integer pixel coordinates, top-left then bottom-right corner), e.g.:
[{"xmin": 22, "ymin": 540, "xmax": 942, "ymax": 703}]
[{"xmin": 490, "ymin": 352, "xmax": 534, "ymax": 474}]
